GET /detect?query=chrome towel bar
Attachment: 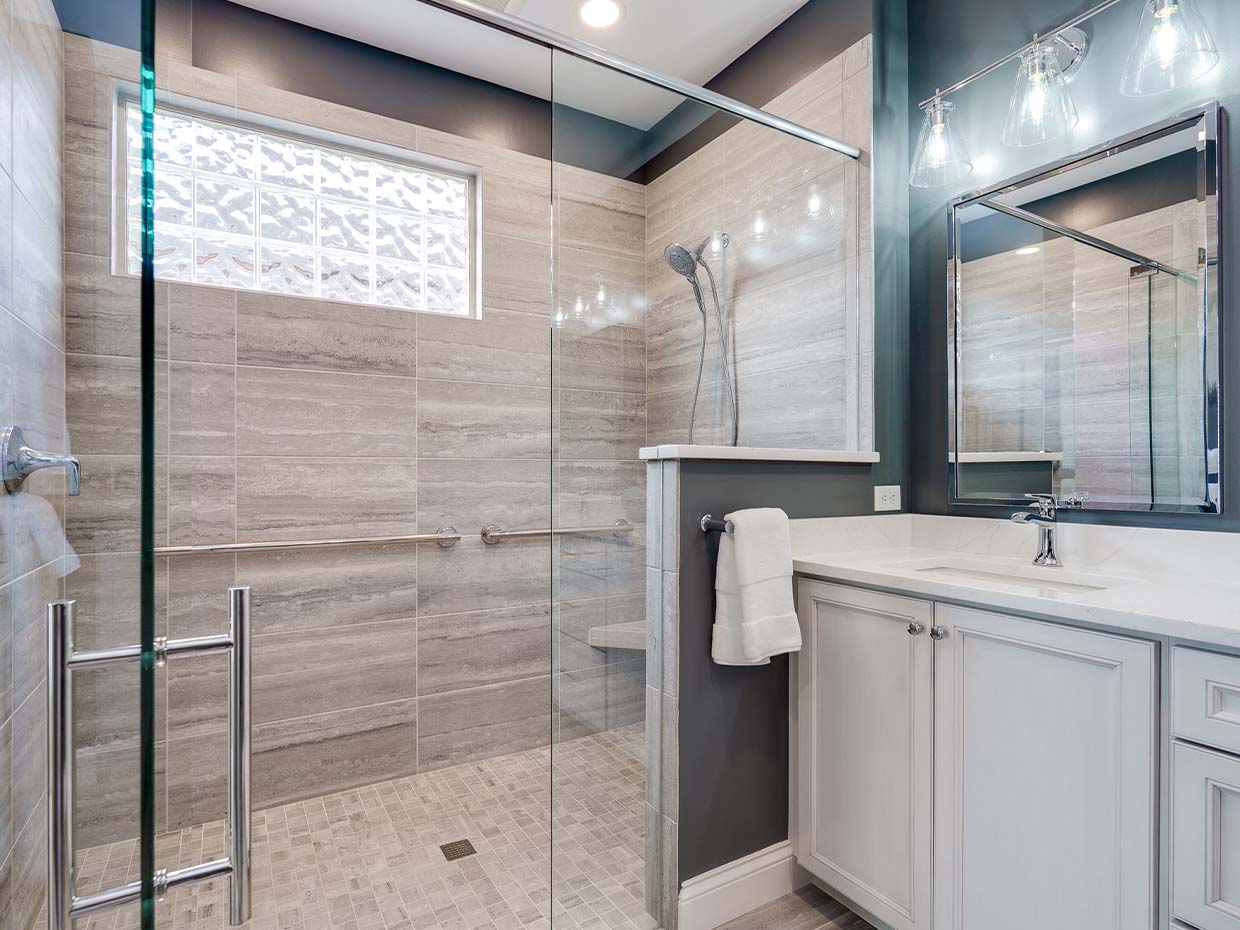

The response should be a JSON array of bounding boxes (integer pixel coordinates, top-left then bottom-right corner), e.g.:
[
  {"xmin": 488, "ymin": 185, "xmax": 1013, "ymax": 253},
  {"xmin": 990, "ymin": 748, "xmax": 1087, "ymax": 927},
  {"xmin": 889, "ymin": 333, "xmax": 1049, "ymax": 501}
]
[
  {"xmin": 47, "ymin": 590, "xmax": 252, "ymax": 928},
  {"xmin": 700, "ymin": 514, "xmax": 735, "ymax": 535},
  {"xmin": 481, "ymin": 519, "xmax": 633, "ymax": 545},
  {"xmin": 154, "ymin": 527, "xmax": 460, "ymax": 556}
]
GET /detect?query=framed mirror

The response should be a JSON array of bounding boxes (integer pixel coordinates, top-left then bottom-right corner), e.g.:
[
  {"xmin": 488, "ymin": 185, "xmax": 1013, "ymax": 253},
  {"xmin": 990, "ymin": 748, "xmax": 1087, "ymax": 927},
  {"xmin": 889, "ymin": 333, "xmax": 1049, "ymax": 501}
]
[{"xmin": 948, "ymin": 104, "xmax": 1222, "ymax": 515}]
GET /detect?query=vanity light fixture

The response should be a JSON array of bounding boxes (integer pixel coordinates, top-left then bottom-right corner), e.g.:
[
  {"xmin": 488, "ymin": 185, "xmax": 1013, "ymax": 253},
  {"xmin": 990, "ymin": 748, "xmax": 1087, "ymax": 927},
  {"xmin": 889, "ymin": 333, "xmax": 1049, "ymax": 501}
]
[
  {"xmin": 579, "ymin": 0, "xmax": 623, "ymax": 29},
  {"xmin": 909, "ymin": 97, "xmax": 973, "ymax": 188},
  {"xmin": 1120, "ymin": 0, "xmax": 1219, "ymax": 96},
  {"xmin": 1002, "ymin": 41, "xmax": 1079, "ymax": 147},
  {"xmin": 911, "ymin": 0, "xmax": 1219, "ymax": 188}
]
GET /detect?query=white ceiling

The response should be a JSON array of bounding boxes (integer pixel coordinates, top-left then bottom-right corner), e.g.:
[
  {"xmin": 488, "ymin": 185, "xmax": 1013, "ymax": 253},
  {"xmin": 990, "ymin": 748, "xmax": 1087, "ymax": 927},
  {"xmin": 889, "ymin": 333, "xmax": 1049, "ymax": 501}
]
[{"xmin": 228, "ymin": 0, "xmax": 810, "ymax": 129}]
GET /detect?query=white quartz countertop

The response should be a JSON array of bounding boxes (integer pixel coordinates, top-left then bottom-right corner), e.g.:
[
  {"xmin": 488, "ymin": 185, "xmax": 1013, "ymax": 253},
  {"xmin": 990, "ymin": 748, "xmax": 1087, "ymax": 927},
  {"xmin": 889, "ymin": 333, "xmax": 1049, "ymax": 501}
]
[
  {"xmin": 639, "ymin": 445, "xmax": 881, "ymax": 463},
  {"xmin": 789, "ymin": 515, "xmax": 1240, "ymax": 649}
]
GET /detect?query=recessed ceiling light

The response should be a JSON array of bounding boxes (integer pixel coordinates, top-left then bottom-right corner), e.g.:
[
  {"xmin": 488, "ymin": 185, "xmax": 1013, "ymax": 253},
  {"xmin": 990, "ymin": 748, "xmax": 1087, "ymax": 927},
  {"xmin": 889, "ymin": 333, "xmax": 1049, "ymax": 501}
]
[
  {"xmin": 579, "ymin": 0, "xmax": 623, "ymax": 29},
  {"xmin": 1016, "ymin": 246, "xmax": 1041, "ymax": 256}
]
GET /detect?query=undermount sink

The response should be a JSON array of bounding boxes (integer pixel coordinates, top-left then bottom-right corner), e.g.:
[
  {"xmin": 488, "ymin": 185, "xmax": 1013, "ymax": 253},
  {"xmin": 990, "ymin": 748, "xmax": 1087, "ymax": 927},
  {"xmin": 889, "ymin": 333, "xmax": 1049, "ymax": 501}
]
[{"xmin": 911, "ymin": 561, "xmax": 1112, "ymax": 595}]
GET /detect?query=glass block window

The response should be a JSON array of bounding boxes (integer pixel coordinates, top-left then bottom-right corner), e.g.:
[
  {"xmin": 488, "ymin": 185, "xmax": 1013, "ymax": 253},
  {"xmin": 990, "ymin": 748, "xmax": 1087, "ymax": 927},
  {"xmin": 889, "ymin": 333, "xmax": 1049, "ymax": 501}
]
[{"xmin": 121, "ymin": 102, "xmax": 475, "ymax": 316}]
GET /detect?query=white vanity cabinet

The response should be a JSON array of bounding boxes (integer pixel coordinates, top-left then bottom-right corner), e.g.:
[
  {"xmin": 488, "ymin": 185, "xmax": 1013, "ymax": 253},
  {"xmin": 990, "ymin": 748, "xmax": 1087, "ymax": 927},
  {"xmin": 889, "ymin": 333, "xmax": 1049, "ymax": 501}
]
[
  {"xmin": 930, "ymin": 604, "xmax": 1157, "ymax": 930},
  {"xmin": 794, "ymin": 582, "xmax": 933, "ymax": 930},
  {"xmin": 795, "ymin": 581, "xmax": 1158, "ymax": 930}
]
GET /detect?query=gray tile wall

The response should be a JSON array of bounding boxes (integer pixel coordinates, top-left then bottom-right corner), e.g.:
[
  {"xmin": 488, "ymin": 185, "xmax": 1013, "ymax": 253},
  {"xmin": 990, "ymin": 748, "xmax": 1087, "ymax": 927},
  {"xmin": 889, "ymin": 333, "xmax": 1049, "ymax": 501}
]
[
  {"xmin": 645, "ymin": 36, "xmax": 874, "ymax": 452},
  {"xmin": 0, "ymin": 0, "xmax": 64, "ymax": 928},
  {"xmin": 61, "ymin": 36, "xmax": 649, "ymax": 847},
  {"xmin": 959, "ymin": 201, "xmax": 1208, "ymax": 507}
]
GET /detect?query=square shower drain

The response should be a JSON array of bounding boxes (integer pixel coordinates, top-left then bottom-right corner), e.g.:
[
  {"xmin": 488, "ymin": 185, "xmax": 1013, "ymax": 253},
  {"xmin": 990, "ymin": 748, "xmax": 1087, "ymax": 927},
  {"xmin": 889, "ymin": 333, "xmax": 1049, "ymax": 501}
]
[{"xmin": 439, "ymin": 839, "xmax": 477, "ymax": 862}]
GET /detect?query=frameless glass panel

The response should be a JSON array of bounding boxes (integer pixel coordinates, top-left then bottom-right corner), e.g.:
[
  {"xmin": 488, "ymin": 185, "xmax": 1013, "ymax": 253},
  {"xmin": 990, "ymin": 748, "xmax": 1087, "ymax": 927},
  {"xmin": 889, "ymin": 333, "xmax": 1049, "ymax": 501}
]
[
  {"xmin": 4, "ymin": 3, "xmax": 160, "ymax": 930},
  {"xmin": 550, "ymin": 44, "xmax": 868, "ymax": 930}
]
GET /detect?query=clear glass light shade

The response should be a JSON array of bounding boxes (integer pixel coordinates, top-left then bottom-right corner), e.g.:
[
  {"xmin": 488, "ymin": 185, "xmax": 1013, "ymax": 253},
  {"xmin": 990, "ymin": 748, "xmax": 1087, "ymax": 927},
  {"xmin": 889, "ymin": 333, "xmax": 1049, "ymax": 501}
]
[
  {"xmin": 1120, "ymin": 0, "xmax": 1219, "ymax": 96},
  {"xmin": 909, "ymin": 99, "xmax": 972, "ymax": 189},
  {"xmin": 1002, "ymin": 44, "xmax": 1078, "ymax": 147}
]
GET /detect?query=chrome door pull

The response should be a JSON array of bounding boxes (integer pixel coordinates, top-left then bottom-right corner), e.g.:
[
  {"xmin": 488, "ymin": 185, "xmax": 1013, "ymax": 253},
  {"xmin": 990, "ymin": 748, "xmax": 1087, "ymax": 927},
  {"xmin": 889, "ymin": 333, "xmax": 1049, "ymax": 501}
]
[{"xmin": 47, "ymin": 589, "xmax": 253, "ymax": 928}]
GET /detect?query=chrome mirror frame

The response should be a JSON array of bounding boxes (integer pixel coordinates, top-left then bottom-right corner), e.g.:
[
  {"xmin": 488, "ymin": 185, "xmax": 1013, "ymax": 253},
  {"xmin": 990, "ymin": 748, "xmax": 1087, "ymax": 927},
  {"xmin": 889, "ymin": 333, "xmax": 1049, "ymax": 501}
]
[{"xmin": 947, "ymin": 102, "xmax": 1224, "ymax": 516}]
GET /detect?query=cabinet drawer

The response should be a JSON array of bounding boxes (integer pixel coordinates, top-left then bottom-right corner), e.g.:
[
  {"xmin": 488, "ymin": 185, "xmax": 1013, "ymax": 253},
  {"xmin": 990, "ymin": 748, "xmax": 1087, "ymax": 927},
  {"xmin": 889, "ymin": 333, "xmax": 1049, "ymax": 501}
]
[
  {"xmin": 1173, "ymin": 647, "xmax": 1240, "ymax": 755},
  {"xmin": 1172, "ymin": 743, "xmax": 1240, "ymax": 930}
]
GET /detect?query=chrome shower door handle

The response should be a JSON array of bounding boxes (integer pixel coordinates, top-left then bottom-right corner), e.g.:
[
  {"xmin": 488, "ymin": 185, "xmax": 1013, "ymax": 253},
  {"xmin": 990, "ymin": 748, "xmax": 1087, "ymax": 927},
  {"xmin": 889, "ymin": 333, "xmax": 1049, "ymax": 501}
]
[
  {"xmin": 228, "ymin": 587, "xmax": 252, "ymax": 925},
  {"xmin": 47, "ymin": 589, "xmax": 253, "ymax": 928}
]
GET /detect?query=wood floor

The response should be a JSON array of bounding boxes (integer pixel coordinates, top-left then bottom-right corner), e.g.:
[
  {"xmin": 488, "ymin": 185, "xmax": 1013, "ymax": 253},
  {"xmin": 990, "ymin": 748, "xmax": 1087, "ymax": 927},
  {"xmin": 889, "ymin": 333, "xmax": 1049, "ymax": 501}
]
[{"xmin": 717, "ymin": 885, "xmax": 874, "ymax": 930}]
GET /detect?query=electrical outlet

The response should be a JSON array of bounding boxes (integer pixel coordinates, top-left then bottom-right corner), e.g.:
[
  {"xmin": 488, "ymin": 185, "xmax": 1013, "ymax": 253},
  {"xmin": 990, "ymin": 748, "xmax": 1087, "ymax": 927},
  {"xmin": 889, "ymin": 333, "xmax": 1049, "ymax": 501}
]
[{"xmin": 874, "ymin": 485, "xmax": 902, "ymax": 512}]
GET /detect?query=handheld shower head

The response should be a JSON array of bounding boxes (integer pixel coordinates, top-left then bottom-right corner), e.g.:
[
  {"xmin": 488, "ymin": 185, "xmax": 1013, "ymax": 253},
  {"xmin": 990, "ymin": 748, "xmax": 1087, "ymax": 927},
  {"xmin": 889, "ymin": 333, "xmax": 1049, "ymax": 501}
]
[{"xmin": 664, "ymin": 243, "xmax": 699, "ymax": 280}]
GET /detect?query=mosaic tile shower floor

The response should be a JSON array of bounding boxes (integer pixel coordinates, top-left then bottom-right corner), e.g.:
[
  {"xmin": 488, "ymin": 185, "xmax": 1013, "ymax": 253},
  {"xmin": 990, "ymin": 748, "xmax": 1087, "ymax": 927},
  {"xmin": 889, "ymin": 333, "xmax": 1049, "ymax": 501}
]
[{"xmin": 72, "ymin": 725, "xmax": 655, "ymax": 930}]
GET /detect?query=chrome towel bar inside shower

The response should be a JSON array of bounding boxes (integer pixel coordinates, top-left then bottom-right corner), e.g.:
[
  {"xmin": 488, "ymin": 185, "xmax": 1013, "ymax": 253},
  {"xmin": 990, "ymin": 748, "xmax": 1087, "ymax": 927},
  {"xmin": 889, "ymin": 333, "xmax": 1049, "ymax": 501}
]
[
  {"xmin": 481, "ymin": 519, "xmax": 633, "ymax": 545},
  {"xmin": 154, "ymin": 527, "xmax": 461, "ymax": 556}
]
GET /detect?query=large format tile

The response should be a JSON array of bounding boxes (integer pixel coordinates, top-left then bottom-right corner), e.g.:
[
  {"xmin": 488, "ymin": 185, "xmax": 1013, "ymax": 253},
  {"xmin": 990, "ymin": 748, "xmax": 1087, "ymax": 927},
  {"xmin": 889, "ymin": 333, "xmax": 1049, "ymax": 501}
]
[
  {"xmin": 65, "ymin": 254, "xmax": 166, "ymax": 358},
  {"xmin": 554, "ymin": 460, "xmax": 645, "ymax": 527},
  {"xmin": 482, "ymin": 233, "xmax": 551, "ymax": 316},
  {"xmin": 0, "ymin": 177, "xmax": 13, "ymax": 315},
  {"xmin": 236, "ymin": 458, "xmax": 416, "ymax": 542},
  {"xmin": 555, "ymin": 321, "xmax": 646, "ymax": 394},
  {"xmin": 10, "ymin": 559, "xmax": 59, "ymax": 709},
  {"xmin": 168, "ymin": 455, "xmax": 235, "ymax": 546},
  {"xmin": 416, "ymin": 379, "xmax": 550, "ymax": 459},
  {"xmin": 168, "ymin": 617, "xmax": 418, "ymax": 738},
  {"xmin": 235, "ymin": 544, "xmax": 418, "ymax": 635},
  {"xmin": 555, "ymin": 245, "xmax": 645, "ymax": 329},
  {"xmin": 737, "ymin": 361, "xmax": 848, "ymax": 450},
  {"xmin": 168, "ymin": 283, "xmax": 235, "ymax": 364},
  {"xmin": 417, "ymin": 535, "xmax": 550, "ymax": 617},
  {"xmin": 74, "ymin": 742, "xmax": 167, "ymax": 849},
  {"xmin": 236, "ymin": 366, "xmax": 416, "ymax": 457},
  {"xmin": 66, "ymin": 354, "xmax": 167, "ymax": 455},
  {"xmin": 416, "ymin": 305, "xmax": 549, "ymax": 387},
  {"xmin": 417, "ymin": 675, "xmax": 550, "ymax": 771},
  {"xmin": 556, "ymin": 659, "xmax": 644, "ymax": 740},
  {"xmin": 169, "ymin": 362, "xmax": 235, "ymax": 456},
  {"xmin": 417, "ymin": 603, "xmax": 551, "ymax": 695},
  {"xmin": 11, "ymin": 313, "xmax": 65, "ymax": 452},
  {"xmin": 555, "ymin": 165, "xmax": 645, "ymax": 261},
  {"xmin": 9, "ymin": 682, "xmax": 43, "ymax": 842},
  {"xmin": 0, "ymin": 584, "xmax": 10, "ymax": 721},
  {"xmin": 0, "ymin": 716, "xmax": 9, "ymax": 857},
  {"xmin": 415, "ymin": 457, "xmax": 548, "ymax": 533},
  {"xmin": 11, "ymin": 190, "xmax": 60, "ymax": 347},
  {"xmin": 236, "ymin": 291, "xmax": 416, "ymax": 375},
  {"xmin": 556, "ymin": 593, "xmax": 644, "ymax": 674},
  {"xmin": 66, "ymin": 454, "xmax": 167, "ymax": 553},
  {"xmin": 556, "ymin": 389, "xmax": 645, "ymax": 460},
  {"xmin": 733, "ymin": 262, "xmax": 849, "ymax": 377}
]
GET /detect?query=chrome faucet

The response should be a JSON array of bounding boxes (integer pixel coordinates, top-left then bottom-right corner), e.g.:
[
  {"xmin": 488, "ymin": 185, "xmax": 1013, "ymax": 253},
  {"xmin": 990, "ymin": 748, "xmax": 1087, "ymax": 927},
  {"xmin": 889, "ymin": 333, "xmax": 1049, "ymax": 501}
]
[
  {"xmin": 1010, "ymin": 493, "xmax": 1062, "ymax": 567},
  {"xmin": 2, "ymin": 425, "xmax": 80, "ymax": 495}
]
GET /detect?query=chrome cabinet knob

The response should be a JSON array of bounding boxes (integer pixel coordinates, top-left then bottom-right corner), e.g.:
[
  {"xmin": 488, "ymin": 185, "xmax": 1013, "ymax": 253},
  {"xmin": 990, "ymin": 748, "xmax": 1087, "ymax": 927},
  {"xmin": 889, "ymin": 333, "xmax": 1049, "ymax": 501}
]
[
  {"xmin": 908, "ymin": 621, "xmax": 925, "ymax": 636},
  {"xmin": 930, "ymin": 625, "xmax": 949, "ymax": 640}
]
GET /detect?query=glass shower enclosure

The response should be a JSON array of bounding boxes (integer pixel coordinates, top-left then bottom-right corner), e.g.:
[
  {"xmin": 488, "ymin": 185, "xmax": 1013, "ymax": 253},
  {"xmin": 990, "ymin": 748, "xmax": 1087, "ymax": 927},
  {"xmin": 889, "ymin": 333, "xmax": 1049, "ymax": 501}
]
[{"xmin": 7, "ymin": 3, "xmax": 862, "ymax": 930}]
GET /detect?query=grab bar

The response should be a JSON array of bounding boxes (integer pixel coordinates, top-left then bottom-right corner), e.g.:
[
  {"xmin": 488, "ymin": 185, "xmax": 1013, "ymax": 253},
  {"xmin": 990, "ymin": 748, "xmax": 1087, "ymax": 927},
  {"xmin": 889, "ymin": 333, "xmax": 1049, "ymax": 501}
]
[
  {"xmin": 155, "ymin": 527, "xmax": 459, "ymax": 556},
  {"xmin": 48, "ymin": 589, "xmax": 252, "ymax": 928},
  {"xmin": 481, "ymin": 519, "xmax": 633, "ymax": 545}
]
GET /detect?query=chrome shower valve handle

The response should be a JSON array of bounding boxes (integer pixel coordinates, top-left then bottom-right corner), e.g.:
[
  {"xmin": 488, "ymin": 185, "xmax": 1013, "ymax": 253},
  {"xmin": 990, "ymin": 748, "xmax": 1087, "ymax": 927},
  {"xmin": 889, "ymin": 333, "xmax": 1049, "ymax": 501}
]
[{"xmin": 1, "ymin": 425, "xmax": 80, "ymax": 495}]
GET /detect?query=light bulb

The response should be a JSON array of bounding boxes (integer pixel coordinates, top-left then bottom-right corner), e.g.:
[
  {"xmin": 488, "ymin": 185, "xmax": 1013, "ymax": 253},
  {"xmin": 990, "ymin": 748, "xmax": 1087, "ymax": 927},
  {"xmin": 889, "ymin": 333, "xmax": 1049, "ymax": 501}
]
[
  {"xmin": 1002, "ymin": 44, "xmax": 1077, "ymax": 147},
  {"xmin": 1121, "ymin": 0, "xmax": 1218, "ymax": 96},
  {"xmin": 909, "ymin": 97, "xmax": 972, "ymax": 188},
  {"xmin": 579, "ymin": 0, "xmax": 623, "ymax": 29}
]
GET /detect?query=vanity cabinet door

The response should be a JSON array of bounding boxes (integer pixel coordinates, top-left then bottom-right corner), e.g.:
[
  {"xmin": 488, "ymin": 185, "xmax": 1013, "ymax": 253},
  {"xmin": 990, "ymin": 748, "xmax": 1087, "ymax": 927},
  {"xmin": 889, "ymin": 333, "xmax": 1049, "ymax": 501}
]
[
  {"xmin": 931, "ymin": 605, "xmax": 1157, "ymax": 930},
  {"xmin": 795, "ymin": 581, "xmax": 933, "ymax": 930},
  {"xmin": 1171, "ymin": 742, "xmax": 1240, "ymax": 930}
]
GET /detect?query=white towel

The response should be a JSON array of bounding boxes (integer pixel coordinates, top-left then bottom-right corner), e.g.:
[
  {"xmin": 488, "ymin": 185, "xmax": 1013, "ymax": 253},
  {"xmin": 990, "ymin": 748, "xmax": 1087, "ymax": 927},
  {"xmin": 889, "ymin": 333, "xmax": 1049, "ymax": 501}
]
[{"xmin": 712, "ymin": 508, "xmax": 802, "ymax": 666}]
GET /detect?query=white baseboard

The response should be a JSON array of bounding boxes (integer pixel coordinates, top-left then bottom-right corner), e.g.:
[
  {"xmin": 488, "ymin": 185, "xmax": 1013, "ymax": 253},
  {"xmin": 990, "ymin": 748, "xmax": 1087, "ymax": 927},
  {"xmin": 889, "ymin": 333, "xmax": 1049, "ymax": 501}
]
[{"xmin": 677, "ymin": 841, "xmax": 810, "ymax": 930}]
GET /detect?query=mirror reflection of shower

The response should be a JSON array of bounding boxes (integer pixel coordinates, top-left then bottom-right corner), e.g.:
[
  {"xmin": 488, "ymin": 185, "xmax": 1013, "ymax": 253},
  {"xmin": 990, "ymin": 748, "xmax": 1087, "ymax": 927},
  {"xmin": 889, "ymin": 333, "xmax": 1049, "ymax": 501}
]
[{"xmin": 663, "ymin": 233, "xmax": 737, "ymax": 446}]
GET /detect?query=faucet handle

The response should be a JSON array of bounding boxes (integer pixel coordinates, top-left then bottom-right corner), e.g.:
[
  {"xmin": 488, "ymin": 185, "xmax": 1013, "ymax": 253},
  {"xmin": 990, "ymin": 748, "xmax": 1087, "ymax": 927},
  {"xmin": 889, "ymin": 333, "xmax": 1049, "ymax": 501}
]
[{"xmin": 1024, "ymin": 493, "xmax": 1057, "ymax": 518}]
